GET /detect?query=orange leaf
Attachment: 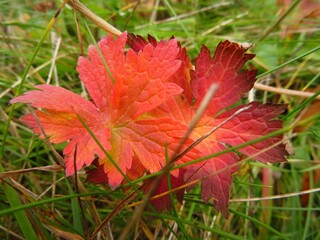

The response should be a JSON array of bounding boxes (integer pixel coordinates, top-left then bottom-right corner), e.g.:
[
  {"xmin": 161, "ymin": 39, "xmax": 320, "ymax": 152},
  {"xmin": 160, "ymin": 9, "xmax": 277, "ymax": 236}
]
[{"xmin": 11, "ymin": 32, "xmax": 187, "ymax": 188}]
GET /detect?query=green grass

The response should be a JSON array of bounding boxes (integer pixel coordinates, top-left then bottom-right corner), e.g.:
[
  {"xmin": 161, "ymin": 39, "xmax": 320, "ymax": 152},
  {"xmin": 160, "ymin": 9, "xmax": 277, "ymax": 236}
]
[{"xmin": 1, "ymin": 0, "xmax": 320, "ymax": 239}]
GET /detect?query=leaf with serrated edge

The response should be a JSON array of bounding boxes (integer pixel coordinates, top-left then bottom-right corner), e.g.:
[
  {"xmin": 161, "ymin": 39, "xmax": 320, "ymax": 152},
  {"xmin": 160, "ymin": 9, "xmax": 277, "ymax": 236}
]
[
  {"xmin": 136, "ymin": 38, "xmax": 289, "ymax": 217},
  {"xmin": 11, "ymin": 34, "xmax": 289, "ymax": 217},
  {"xmin": 11, "ymin": 32, "xmax": 191, "ymax": 188}
]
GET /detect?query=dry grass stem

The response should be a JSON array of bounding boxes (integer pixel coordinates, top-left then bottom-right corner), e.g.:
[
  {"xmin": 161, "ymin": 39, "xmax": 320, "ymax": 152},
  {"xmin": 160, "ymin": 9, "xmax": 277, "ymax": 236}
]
[{"xmin": 254, "ymin": 83, "xmax": 320, "ymax": 100}]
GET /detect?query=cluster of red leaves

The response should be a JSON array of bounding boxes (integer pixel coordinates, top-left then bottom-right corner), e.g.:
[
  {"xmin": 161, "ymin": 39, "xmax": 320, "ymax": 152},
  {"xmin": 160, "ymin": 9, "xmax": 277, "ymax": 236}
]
[{"xmin": 11, "ymin": 32, "xmax": 288, "ymax": 217}]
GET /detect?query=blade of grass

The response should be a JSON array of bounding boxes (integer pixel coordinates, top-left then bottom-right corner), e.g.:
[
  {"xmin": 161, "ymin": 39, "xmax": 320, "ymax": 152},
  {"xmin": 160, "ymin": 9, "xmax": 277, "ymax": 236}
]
[
  {"xmin": 135, "ymin": 2, "xmax": 233, "ymax": 30},
  {"xmin": 302, "ymin": 170, "xmax": 314, "ymax": 240},
  {"xmin": 0, "ymin": 176, "xmax": 37, "ymax": 240},
  {"xmin": 257, "ymin": 0, "xmax": 302, "ymax": 43},
  {"xmin": 66, "ymin": 180, "xmax": 85, "ymax": 237},
  {"xmin": 284, "ymin": 90, "xmax": 320, "ymax": 120},
  {"xmin": 165, "ymin": 152, "xmax": 189, "ymax": 239},
  {"xmin": 146, "ymin": 211, "xmax": 245, "ymax": 240},
  {"xmin": 162, "ymin": 0, "xmax": 199, "ymax": 51},
  {"xmin": 301, "ymin": 72, "xmax": 320, "ymax": 91},
  {"xmin": 230, "ymin": 209, "xmax": 289, "ymax": 240},
  {"xmin": 0, "ymin": 191, "xmax": 106, "ymax": 217},
  {"xmin": 257, "ymin": 45, "xmax": 320, "ymax": 79},
  {"xmin": 230, "ymin": 188, "xmax": 320, "ymax": 203},
  {"xmin": 82, "ymin": 18, "xmax": 116, "ymax": 84}
]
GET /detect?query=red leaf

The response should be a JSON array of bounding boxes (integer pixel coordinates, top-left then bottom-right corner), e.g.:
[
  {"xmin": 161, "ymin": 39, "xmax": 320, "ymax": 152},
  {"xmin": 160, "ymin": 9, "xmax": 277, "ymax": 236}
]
[
  {"xmin": 78, "ymin": 33, "xmax": 182, "ymax": 122},
  {"xmin": 86, "ymin": 160, "xmax": 109, "ymax": 184},
  {"xmin": 12, "ymin": 34, "xmax": 289, "ymax": 217},
  {"xmin": 184, "ymin": 141, "xmax": 238, "ymax": 218},
  {"xmin": 128, "ymin": 33, "xmax": 194, "ymax": 103},
  {"xmin": 145, "ymin": 40, "xmax": 288, "ymax": 216},
  {"xmin": 191, "ymin": 41, "xmax": 256, "ymax": 115},
  {"xmin": 96, "ymin": 118, "xmax": 194, "ymax": 189},
  {"xmin": 77, "ymin": 33, "xmax": 127, "ymax": 112},
  {"xmin": 11, "ymin": 84, "xmax": 99, "ymax": 118},
  {"xmin": 213, "ymin": 101, "xmax": 288, "ymax": 164},
  {"xmin": 146, "ymin": 169, "xmax": 185, "ymax": 212},
  {"xmin": 11, "ymin": 85, "xmax": 110, "ymax": 175},
  {"xmin": 127, "ymin": 33, "xmax": 151, "ymax": 52},
  {"xmin": 11, "ymin": 32, "xmax": 189, "ymax": 189}
]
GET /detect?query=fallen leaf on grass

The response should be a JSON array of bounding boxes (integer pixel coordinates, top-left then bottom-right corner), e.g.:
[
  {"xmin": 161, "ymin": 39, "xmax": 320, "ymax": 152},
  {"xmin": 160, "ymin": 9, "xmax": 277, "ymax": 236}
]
[{"xmin": 11, "ymin": 32, "xmax": 289, "ymax": 217}]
